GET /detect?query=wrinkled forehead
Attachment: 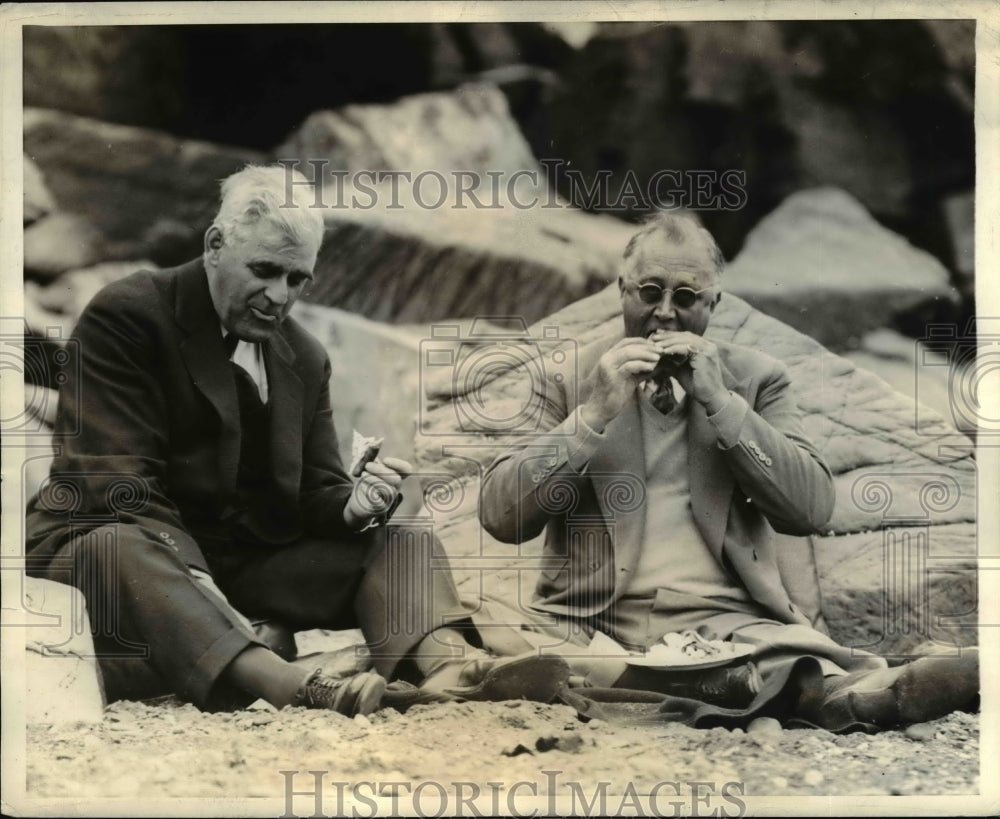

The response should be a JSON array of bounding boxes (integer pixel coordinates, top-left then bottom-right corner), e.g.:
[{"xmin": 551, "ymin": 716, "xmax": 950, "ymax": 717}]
[
  {"xmin": 621, "ymin": 233, "xmax": 719, "ymax": 286},
  {"xmin": 237, "ymin": 219, "xmax": 319, "ymax": 261}
]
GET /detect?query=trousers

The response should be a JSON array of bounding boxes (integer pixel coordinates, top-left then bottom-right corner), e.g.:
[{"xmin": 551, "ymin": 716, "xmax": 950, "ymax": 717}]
[{"xmin": 31, "ymin": 520, "xmax": 471, "ymax": 709}]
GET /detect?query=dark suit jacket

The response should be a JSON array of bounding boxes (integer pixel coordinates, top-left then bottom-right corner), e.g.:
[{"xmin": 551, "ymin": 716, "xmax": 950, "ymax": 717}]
[
  {"xmin": 26, "ymin": 259, "xmax": 358, "ymax": 569},
  {"xmin": 479, "ymin": 329, "xmax": 836, "ymax": 628}
]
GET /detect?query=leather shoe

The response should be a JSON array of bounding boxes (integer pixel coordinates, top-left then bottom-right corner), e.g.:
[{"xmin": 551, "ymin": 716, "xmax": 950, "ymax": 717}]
[
  {"xmin": 292, "ymin": 669, "xmax": 387, "ymax": 716},
  {"xmin": 621, "ymin": 662, "xmax": 762, "ymax": 709},
  {"xmin": 818, "ymin": 648, "xmax": 979, "ymax": 730},
  {"xmin": 420, "ymin": 652, "xmax": 571, "ymax": 703}
]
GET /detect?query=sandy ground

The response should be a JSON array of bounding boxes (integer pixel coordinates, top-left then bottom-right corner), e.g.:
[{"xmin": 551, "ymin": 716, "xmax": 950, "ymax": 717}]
[{"xmin": 26, "ymin": 698, "xmax": 978, "ymax": 808}]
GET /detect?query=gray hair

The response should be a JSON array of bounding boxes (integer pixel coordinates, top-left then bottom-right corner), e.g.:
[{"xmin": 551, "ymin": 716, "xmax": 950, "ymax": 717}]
[
  {"xmin": 212, "ymin": 164, "xmax": 325, "ymax": 251},
  {"xmin": 622, "ymin": 211, "xmax": 725, "ymax": 276}
]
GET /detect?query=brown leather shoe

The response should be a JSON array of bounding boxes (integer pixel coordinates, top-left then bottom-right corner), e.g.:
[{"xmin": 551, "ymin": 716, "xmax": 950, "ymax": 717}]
[
  {"xmin": 292, "ymin": 669, "xmax": 387, "ymax": 716},
  {"xmin": 622, "ymin": 662, "xmax": 762, "ymax": 709},
  {"xmin": 420, "ymin": 653, "xmax": 571, "ymax": 704},
  {"xmin": 818, "ymin": 648, "xmax": 979, "ymax": 730}
]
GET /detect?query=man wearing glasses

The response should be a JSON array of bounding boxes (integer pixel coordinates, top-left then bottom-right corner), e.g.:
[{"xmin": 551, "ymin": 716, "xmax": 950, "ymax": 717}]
[{"xmin": 478, "ymin": 213, "xmax": 979, "ymax": 731}]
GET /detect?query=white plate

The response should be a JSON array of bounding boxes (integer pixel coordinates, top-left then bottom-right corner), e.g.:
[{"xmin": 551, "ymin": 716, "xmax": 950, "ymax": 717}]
[{"xmin": 624, "ymin": 641, "xmax": 754, "ymax": 670}]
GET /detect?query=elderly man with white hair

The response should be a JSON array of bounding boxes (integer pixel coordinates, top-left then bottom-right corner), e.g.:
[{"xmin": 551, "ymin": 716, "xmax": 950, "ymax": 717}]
[{"xmin": 26, "ymin": 164, "xmax": 567, "ymax": 716}]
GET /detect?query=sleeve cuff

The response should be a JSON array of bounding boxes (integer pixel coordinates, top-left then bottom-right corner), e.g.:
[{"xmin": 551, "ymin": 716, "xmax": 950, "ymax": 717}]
[{"xmin": 707, "ymin": 391, "xmax": 749, "ymax": 449}]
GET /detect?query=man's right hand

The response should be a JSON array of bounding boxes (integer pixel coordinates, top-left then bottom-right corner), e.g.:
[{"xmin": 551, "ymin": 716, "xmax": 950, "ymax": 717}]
[{"xmin": 580, "ymin": 337, "xmax": 663, "ymax": 430}]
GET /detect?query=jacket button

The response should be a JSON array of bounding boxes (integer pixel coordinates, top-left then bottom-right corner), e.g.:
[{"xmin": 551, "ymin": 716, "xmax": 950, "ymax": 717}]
[{"xmin": 765, "ymin": 457, "xmax": 773, "ymax": 466}]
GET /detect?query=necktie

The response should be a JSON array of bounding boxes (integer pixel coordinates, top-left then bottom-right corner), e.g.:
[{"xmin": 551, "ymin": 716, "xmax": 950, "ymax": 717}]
[{"xmin": 649, "ymin": 376, "xmax": 677, "ymax": 415}]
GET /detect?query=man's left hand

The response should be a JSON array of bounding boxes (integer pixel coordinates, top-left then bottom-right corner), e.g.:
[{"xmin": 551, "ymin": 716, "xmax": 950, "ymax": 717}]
[
  {"xmin": 343, "ymin": 456, "xmax": 413, "ymax": 528},
  {"xmin": 650, "ymin": 331, "xmax": 730, "ymax": 413}
]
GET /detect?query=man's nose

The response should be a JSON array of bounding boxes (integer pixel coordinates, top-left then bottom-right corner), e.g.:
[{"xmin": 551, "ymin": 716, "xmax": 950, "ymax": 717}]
[
  {"xmin": 652, "ymin": 291, "xmax": 677, "ymax": 319},
  {"xmin": 263, "ymin": 277, "xmax": 289, "ymax": 305}
]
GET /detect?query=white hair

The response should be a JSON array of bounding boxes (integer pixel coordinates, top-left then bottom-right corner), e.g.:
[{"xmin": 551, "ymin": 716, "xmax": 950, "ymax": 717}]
[{"xmin": 212, "ymin": 164, "xmax": 324, "ymax": 250}]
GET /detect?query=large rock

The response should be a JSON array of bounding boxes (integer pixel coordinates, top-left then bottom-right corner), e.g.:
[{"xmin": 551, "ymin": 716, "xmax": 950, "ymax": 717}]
[
  {"xmin": 414, "ymin": 286, "xmax": 976, "ymax": 655},
  {"xmin": 942, "ymin": 190, "xmax": 975, "ymax": 288},
  {"xmin": 723, "ymin": 188, "xmax": 956, "ymax": 350},
  {"xmin": 814, "ymin": 523, "xmax": 978, "ymax": 657},
  {"xmin": 24, "ymin": 24, "xmax": 571, "ymax": 148},
  {"xmin": 278, "ymin": 84, "xmax": 635, "ymax": 324},
  {"xmin": 844, "ymin": 328, "xmax": 954, "ymax": 425},
  {"xmin": 543, "ymin": 20, "xmax": 974, "ymax": 262},
  {"xmin": 276, "ymin": 83, "xmax": 544, "ymax": 192},
  {"xmin": 23, "ymin": 213, "xmax": 107, "ymax": 281},
  {"xmin": 23, "ymin": 26, "xmax": 186, "ymax": 131},
  {"xmin": 289, "ymin": 302, "xmax": 423, "ymax": 476},
  {"xmin": 24, "ymin": 261, "xmax": 157, "ymax": 341},
  {"xmin": 23, "ymin": 107, "xmax": 266, "ymax": 267},
  {"xmin": 10, "ymin": 578, "xmax": 105, "ymax": 724},
  {"xmin": 23, "ymin": 155, "xmax": 55, "ymax": 226}
]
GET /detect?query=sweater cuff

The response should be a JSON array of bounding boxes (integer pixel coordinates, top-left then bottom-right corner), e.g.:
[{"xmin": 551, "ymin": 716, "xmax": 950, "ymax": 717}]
[{"xmin": 565, "ymin": 405, "xmax": 606, "ymax": 472}]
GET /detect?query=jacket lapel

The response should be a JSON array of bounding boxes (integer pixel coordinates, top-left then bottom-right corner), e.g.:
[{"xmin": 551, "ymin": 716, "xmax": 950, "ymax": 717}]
[
  {"xmin": 263, "ymin": 332, "xmax": 303, "ymax": 496},
  {"xmin": 174, "ymin": 262, "xmax": 241, "ymax": 495},
  {"xmin": 687, "ymin": 359, "xmax": 749, "ymax": 562},
  {"xmin": 588, "ymin": 394, "xmax": 647, "ymax": 594}
]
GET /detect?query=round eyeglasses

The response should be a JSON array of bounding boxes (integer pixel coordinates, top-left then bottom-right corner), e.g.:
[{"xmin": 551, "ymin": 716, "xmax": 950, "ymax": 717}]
[{"xmin": 626, "ymin": 283, "xmax": 712, "ymax": 308}]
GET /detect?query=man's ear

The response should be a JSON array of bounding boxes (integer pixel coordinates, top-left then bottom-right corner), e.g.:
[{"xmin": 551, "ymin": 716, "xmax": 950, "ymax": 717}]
[
  {"xmin": 204, "ymin": 226, "xmax": 223, "ymax": 265},
  {"xmin": 710, "ymin": 284, "xmax": 722, "ymax": 311}
]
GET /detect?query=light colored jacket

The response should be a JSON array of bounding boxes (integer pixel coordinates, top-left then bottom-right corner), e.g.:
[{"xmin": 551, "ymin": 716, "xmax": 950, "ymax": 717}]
[{"xmin": 479, "ymin": 330, "xmax": 835, "ymax": 626}]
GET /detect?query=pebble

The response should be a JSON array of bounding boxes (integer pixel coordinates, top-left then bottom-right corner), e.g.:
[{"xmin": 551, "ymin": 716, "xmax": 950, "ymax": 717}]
[
  {"xmin": 803, "ymin": 769, "xmax": 824, "ymax": 786},
  {"xmin": 354, "ymin": 713, "xmax": 372, "ymax": 727},
  {"xmin": 905, "ymin": 723, "xmax": 937, "ymax": 742},
  {"xmin": 747, "ymin": 717, "xmax": 783, "ymax": 737},
  {"xmin": 250, "ymin": 713, "xmax": 275, "ymax": 726}
]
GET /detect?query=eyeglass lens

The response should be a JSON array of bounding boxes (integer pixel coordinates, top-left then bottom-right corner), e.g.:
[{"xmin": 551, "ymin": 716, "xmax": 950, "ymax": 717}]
[{"xmin": 638, "ymin": 285, "xmax": 699, "ymax": 308}]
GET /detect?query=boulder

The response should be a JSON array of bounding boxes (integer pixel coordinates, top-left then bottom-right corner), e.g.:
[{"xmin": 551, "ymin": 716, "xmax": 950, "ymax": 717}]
[
  {"xmin": 23, "ymin": 26, "xmax": 186, "ymax": 131},
  {"xmin": 24, "ymin": 24, "xmax": 570, "ymax": 148},
  {"xmin": 942, "ymin": 190, "xmax": 975, "ymax": 289},
  {"xmin": 844, "ymin": 329, "xmax": 954, "ymax": 425},
  {"xmin": 277, "ymin": 84, "xmax": 635, "ymax": 324},
  {"xmin": 23, "ymin": 155, "xmax": 55, "ymax": 226},
  {"xmin": 723, "ymin": 188, "xmax": 956, "ymax": 350},
  {"xmin": 23, "ymin": 213, "xmax": 107, "ymax": 281},
  {"xmin": 542, "ymin": 20, "xmax": 974, "ymax": 260},
  {"xmin": 276, "ymin": 83, "xmax": 546, "ymax": 198},
  {"xmin": 24, "ymin": 261, "xmax": 158, "ymax": 341},
  {"xmin": 814, "ymin": 523, "xmax": 978, "ymax": 657},
  {"xmin": 289, "ymin": 301, "xmax": 423, "ymax": 477},
  {"xmin": 23, "ymin": 107, "xmax": 265, "ymax": 267},
  {"xmin": 10, "ymin": 577, "xmax": 105, "ymax": 724},
  {"xmin": 414, "ymin": 285, "xmax": 977, "ymax": 655}
]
